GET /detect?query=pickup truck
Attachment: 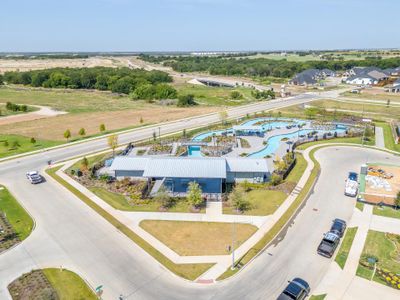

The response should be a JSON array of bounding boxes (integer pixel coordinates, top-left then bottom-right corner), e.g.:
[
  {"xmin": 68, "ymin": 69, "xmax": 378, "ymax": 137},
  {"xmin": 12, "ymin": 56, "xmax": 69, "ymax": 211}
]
[
  {"xmin": 344, "ymin": 172, "xmax": 358, "ymax": 197},
  {"xmin": 317, "ymin": 232, "xmax": 340, "ymax": 258}
]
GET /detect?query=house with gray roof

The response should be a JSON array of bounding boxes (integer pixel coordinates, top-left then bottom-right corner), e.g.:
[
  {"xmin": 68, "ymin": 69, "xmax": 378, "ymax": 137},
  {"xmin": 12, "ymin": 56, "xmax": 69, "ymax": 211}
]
[
  {"xmin": 110, "ymin": 156, "xmax": 270, "ymax": 195},
  {"xmin": 346, "ymin": 67, "xmax": 389, "ymax": 85},
  {"xmin": 289, "ymin": 68, "xmax": 335, "ymax": 86},
  {"xmin": 388, "ymin": 78, "xmax": 400, "ymax": 93}
]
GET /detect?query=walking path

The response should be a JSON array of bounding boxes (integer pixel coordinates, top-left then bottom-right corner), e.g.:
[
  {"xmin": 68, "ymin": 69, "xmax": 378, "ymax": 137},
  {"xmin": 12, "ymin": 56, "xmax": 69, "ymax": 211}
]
[
  {"xmin": 375, "ymin": 127, "xmax": 385, "ymax": 148},
  {"xmin": 314, "ymin": 204, "xmax": 400, "ymax": 300},
  {"xmin": 0, "ymin": 104, "xmax": 67, "ymax": 126}
]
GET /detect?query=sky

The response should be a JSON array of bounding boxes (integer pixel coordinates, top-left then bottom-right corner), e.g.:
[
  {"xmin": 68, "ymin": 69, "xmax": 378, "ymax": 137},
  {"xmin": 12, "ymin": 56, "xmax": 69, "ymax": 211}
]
[{"xmin": 1, "ymin": 0, "xmax": 399, "ymax": 52}]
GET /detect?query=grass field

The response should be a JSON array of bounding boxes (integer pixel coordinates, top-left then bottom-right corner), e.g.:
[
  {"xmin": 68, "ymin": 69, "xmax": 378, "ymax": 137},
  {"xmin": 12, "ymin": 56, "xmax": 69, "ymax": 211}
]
[
  {"xmin": 376, "ymin": 122, "xmax": 400, "ymax": 152},
  {"xmin": 43, "ymin": 269, "xmax": 96, "ymax": 300},
  {"xmin": 223, "ymin": 189, "xmax": 287, "ymax": 216},
  {"xmin": 343, "ymin": 92, "xmax": 400, "ymax": 103},
  {"xmin": 356, "ymin": 201, "xmax": 364, "ymax": 211},
  {"xmin": 373, "ymin": 205, "xmax": 400, "ymax": 219},
  {"xmin": 0, "ymin": 185, "xmax": 34, "ymax": 240},
  {"xmin": 140, "ymin": 220, "xmax": 257, "ymax": 256},
  {"xmin": 356, "ymin": 231, "xmax": 400, "ymax": 287},
  {"xmin": 47, "ymin": 167, "xmax": 213, "ymax": 280},
  {"xmin": 174, "ymin": 83, "xmax": 256, "ymax": 106},
  {"xmin": 335, "ymin": 227, "xmax": 358, "ymax": 269},
  {"xmin": 309, "ymin": 295, "xmax": 327, "ymax": 300},
  {"xmin": 0, "ymin": 134, "xmax": 61, "ymax": 158}
]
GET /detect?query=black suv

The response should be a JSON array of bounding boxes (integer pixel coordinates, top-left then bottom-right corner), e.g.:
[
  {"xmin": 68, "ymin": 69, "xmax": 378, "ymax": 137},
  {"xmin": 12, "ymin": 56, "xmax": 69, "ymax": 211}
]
[
  {"xmin": 330, "ymin": 219, "xmax": 347, "ymax": 238},
  {"xmin": 277, "ymin": 278, "xmax": 310, "ymax": 300},
  {"xmin": 317, "ymin": 232, "xmax": 340, "ymax": 258}
]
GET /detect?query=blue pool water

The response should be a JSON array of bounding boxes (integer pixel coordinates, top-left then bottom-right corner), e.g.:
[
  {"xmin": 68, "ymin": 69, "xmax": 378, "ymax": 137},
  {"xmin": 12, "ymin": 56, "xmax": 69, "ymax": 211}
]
[
  {"xmin": 188, "ymin": 146, "xmax": 203, "ymax": 157},
  {"xmin": 192, "ymin": 130, "xmax": 229, "ymax": 142},
  {"xmin": 248, "ymin": 128, "xmax": 346, "ymax": 158}
]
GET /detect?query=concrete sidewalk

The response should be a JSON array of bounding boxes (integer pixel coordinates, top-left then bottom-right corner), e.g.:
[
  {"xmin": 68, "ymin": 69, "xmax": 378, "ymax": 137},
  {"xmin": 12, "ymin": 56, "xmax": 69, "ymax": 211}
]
[
  {"xmin": 315, "ymin": 203, "xmax": 400, "ymax": 300},
  {"xmin": 375, "ymin": 127, "xmax": 385, "ymax": 148}
]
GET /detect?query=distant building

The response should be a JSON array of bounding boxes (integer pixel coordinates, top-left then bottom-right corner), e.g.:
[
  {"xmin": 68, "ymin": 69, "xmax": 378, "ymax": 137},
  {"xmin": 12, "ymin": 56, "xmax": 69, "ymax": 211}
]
[
  {"xmin": 387, "ymin": 78, "xmax": 400, "ymax": 93},
  {"xmin": 289, "ymin": 68, "xmax": 335, "ymax": 86},
  {"xmin": 383, "ymin": 67, "xmax": 400, "ymax": 77},
  {"xmin": 346, "ymin": 67, "xmax": 389, "ymax": 85}
]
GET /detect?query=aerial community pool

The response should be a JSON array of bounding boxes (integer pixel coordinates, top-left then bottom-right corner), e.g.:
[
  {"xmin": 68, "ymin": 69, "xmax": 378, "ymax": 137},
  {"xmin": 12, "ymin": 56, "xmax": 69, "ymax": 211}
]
[{"xmin": 189, "ymin": 118, "xmax": 348, "ymax": 158}]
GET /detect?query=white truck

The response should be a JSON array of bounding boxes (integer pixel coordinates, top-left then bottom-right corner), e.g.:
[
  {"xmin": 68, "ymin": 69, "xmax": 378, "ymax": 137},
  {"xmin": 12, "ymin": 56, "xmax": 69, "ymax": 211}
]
[{"xmin": 344, "ymin": 172, "xmax": 358, "ymax": 197}]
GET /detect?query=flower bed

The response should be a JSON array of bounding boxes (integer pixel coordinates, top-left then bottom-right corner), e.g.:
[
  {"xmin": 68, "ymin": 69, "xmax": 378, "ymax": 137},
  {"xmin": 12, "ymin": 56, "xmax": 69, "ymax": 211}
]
[{"xmin": 148, "ymin": 144, "xmax": 172, "ymax": 155}]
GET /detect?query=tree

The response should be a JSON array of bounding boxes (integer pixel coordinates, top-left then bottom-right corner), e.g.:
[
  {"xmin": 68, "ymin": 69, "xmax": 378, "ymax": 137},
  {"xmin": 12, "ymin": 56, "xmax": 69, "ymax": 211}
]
[
  {"xmin": 187, "ymin": 181, "xmax": 203, "ymax": 208},
  {"xmin": 154, "ymin": 186, "xmax": 173, "ymax": 208},
  {"xmin": 229, "ymin": 185, "xmax": 250, "ymax": 212},
  {"xmin": 108, "ymin": 134, "xmax": 118, "ymax": 157},
  {"xmin": 219, "ymin": 110, "xmax": 228, "ymax": 125},
  {"xmin": 386, "ymin": 99, "xmax": 391, "ymax": 108},
  {"xmin": 177, "ymin": 94, "xmax": 197, "ymax": 107},
  {"xmin": 270, "ymin": 173, "xmax": 282, "ymax": 186},
  {"xmin": 30, "ymin": 137, "xmax": 36, "ymax": 144},
  {"xmin": 64, "ymin": 129, "xmax": 71, "ymax": 140},
  {"xmin": 304, "ymin": 107, "xmax": 318, "ymax": 119},
  {"xmin": 395, "ymin": 191, "xmax": 400, "ymax": 209},
  {"xmin": 3, "ymin": 140, "xmax": 8, "ymax": 147},
  {"xmin": 78, "ymin": 128, "xmax": 86, "ymax": 136},
  {"xmin": 99, "ymin": 123, "xmax": 106, "ymax": 132},
  {"xmin": 140, "ymin": 116, "xmax": 144, "ymax": 124},
  {"xmin": 230, "ymin": 91, "xmax": 243, "ymax": 99},
  {"xmin": 182, "ymin": 129, "xmax": 186, "ymax": 138},
  {"xmin": 80, "ymin": 157, "xmax": 89, "ymax": 171}
]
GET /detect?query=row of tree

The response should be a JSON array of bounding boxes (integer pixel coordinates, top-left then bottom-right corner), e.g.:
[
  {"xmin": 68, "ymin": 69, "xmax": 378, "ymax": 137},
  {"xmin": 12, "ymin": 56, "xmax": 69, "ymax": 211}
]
[
  {"xmin": 3, "ymin": 67, "xmax": 175, "ymax": 97},
  {"xmin": 139, "ymin": 55, "xmax": 400, "ymax": 78},
  {"xmin": 5, "ymin": 101, "xmax": 29, "ymax": 112}
]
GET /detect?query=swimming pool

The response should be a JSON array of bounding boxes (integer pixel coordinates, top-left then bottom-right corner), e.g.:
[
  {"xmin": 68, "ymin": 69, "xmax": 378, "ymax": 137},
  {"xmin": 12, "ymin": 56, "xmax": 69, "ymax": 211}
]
[
  {"xmin": 248, "ymin": 128, "xmax": 347, "ymax": 158},
  {"xmin": 188, "ymin": 145, "xmax": 203, "ymax": 157}
]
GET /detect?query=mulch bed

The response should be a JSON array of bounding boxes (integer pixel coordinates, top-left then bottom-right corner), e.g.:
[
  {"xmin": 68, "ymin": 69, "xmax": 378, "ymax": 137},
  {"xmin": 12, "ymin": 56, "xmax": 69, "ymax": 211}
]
[
  {"xmin": 8, "ymin": 270, "xmax": 58, "ymax": 300},
  {"xmin": 0, "ymin": 213, "xmax": 20, "ymax": 254}
]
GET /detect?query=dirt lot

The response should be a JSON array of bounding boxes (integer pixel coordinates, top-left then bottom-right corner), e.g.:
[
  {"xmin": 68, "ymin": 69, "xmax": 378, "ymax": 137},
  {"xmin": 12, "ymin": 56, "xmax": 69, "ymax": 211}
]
[
  {"xmin": 364, "ymin": 164, "xmax": 400, "ymax": 205},
  {"xmin": 0, "ymin": 106, "xmax": 218, "ymax": 140}
]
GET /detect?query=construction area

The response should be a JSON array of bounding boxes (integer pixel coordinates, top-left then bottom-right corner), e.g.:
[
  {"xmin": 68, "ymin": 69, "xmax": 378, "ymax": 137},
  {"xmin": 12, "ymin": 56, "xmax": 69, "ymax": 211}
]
[{"xmin": 359, "ymin": 163, "xmax": 400, "ymax": 205}]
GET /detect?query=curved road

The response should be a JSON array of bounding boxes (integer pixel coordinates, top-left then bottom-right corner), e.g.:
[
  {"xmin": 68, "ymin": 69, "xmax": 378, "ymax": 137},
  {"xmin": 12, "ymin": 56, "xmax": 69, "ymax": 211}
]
[{"xmin": 1, "ymin": 94, "xmax": 393, "ymax": 299}]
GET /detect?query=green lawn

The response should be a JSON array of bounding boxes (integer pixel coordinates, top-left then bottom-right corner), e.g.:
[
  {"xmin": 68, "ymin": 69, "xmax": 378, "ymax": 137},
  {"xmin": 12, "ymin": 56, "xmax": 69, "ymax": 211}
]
[
  {"xmin": 47, "ymin": 167, "xmax": 213, "ymax": 280},
  {"xmin": 43, "ymin": 269, "xmax": 96, "ymax": 300},
  {"xmin": 356, "ymin": 230, "xmax": 400, "ymax": 287},
  {"xmin": 0, "ymin": 86, "xmax": 142, "ymax": 113},
  {"xmin": 0, "ymin": 134, "xmax": 61, "ymax": 159},
  {"xmin": 309, "ymin": 295, "xmax": 327, "ymax": 300},
  {"xmin": 356, "ymin": 201, "xmax": 364, "ymax": 212},
  {"xmin": 140, "ymin": 220, "xmax": 257, "ymax": 256},
  {"xmin": 223, "ymin": 189, "xmax": 287, "ymax": 216},
  {"xmin": 373, "ymin": 205, "xmax": 400, "ymax": 219},
  {"xmin": 376, "ymin": 122, "xmax": 400, "ymax": 152},
  {"xmin": 0, "ymin": 185, "xmax": 34, "ymax": 240},
  {"xmin": 335, "ymin": 227, "xmax": 358, "ymax": 269},
  {"xmin": 285, "ymin": 154, "xmax": 307, "ymax": 183},
  {"xmin": 174, "ymin": 83, "xmax": 256, "ymax": 106},
  {"xmin": 296, "ymin": 136, "xmax": 375, "ymax": 150}
]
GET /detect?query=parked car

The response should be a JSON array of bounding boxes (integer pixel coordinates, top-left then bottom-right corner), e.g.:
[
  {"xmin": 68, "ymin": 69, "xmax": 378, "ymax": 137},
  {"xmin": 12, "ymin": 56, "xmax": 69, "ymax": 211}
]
[
  {"xmin": 330, "ymin": 219, "xmax": 347, "ymax": 237},
  {"xmin": 26, "ymin": 171, "xmax": 43, "ymax": 184},
  {"xmin": 345, "ymin": 172, "xmax": 358, "ymax": 197},
  {"xmin": 277, "ymin": 278, "xmax": 310, "ymax": 300},
  {"xmin": 317, "ymin": 232, "xmax": 340, "ymax": 258}
]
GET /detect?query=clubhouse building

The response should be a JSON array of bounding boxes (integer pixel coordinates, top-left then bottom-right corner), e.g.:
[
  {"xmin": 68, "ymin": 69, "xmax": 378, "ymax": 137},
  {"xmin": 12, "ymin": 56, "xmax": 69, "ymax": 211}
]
[{"xmin": 110, "ymin": 156, "xmax": 269, "ymax": 195}]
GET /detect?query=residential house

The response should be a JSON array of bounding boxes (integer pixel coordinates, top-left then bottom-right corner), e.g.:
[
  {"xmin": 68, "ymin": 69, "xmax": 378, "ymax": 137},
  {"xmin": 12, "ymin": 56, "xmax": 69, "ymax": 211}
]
[{"xmin": 289, "ymin": 68, "xmax": 334, "ymax": 86}]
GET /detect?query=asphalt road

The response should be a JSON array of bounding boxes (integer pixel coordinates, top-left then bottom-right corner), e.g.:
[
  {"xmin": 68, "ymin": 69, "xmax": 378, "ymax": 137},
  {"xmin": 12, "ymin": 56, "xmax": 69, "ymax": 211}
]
[{"xmin": 2, "ymin": 94, "xmax": 392, "ymax": 299}]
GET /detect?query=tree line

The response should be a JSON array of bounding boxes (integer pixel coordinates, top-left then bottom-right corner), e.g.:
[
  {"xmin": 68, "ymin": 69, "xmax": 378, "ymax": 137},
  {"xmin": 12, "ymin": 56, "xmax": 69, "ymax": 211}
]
[
  {"xmin": 3, "ymin": 67, "xmax": 177, "ymax": 99},
  {"xmin": 139, "ymin": 55, "xmax": 400, "ymax": 78}
]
